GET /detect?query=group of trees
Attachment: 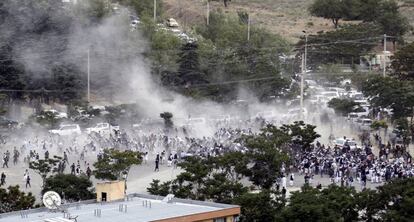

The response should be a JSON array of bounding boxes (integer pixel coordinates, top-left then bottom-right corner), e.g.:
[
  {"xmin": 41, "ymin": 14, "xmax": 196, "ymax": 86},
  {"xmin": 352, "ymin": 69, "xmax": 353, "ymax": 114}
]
[
  {"xmin": 0, "ymin": 0, "xmax": 90, "ymax": 104},
  {"xmin": 25, "ymin": 148, "xmax": 142, "ymax": 208},
  {"xmin": 303, "ymin": 0, "xmax": 411, "ymax": 68},
  {"xmin": 0, "ymin": 186, "xmax": 36, "ymax": 213},
  {"xmin": 138, "ymin": 8, "xmax": 294, "ymax": 101},
  {"xmin": 310, "ymin": 0, "xmax": 410, "ymax": 38},
  {"xmin": 279, "ymin": 179, "xmax": 414, "ymax": 222}
]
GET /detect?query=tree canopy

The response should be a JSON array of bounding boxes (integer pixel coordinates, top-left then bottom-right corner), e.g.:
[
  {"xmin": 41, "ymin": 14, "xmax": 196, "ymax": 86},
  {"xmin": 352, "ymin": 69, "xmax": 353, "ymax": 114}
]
[
  {"xmin": 93, "ymin": 149, "xmax": 142, "ymax": 181},
  {"xmin": 42, "ymin": 174, "xmax": 95, "ymax": 202},
  {"xmin": 391, "ymin": 42, "xmax": 414, "ymax": 80},
  {"xmin": 0, "ymin": 186, "xmax": 35, "ymax": 213}
]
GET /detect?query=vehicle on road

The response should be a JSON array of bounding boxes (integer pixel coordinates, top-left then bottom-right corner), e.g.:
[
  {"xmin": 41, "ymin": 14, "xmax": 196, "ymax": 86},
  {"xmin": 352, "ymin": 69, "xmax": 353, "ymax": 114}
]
[
  {"xmin": 0, "ymin": 116, "xmax": 18, "ymax": 129},
  {"xmin": 333, "ymin": 138, "xmax": 359, "ymax": 150},
  {"xmin": 49, "ymin": 124, "xmax": 81, "ymax": 136},
  {"xmin": 45, "ymin": 109, "xmax": 68, "ymax": 119},
  {"xmin": 86, "ymin": 123, "xmax": 120, "ymax": 135},
  {"xmin": 166, "ymin": 18, "xmax": 179, "ymax": 27}
]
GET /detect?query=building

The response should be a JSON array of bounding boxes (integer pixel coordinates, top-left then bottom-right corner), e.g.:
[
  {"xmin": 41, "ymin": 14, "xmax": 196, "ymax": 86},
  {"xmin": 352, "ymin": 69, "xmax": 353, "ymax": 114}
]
[
  {"xmin": 96, "ymin": 181, "xmax": 126, "ymax": 202},
  {"xmin": 0, "ymin": 193, "xmax": 240, "ymax": 222}
]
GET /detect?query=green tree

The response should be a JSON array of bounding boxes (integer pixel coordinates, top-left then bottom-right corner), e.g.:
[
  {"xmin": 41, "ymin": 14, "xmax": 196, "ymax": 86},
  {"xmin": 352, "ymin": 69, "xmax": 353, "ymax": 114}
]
[
  {"xmin": 376, "ymin": 178, "xmax": 414, "ymax": 221},
  {"xmin": 29, "ymin": 156, "xmax": 63, "ymax": 187},
  {"xmin": 176, "ymin": 42, "xmax": 208, "ymax": 87},
  {"xmin": 298, "ymin": 23, "xmax": 382, "ymax": 67},
  {"xmin": 328, "ymin": 98, "xmax": 359, "ymax": 116},
  {"xmin": 243, "ymin": 124, "xmax": 290, "ymax": 189},
  {"xmin": 279, "ymin": 185, "xmax": 359, "ymax": 222},
  {"xmin": 0, "ymin": 186, "xmax": 36, "ymax": 213},
  {"xmin": 362, "ymin": 76, "xmax": 414, "ymax": 120},
  {"xmin": 309, "ymin": 0, "xmax": 347, "ymax": 28},
  {"xmin": 391, "ymin": 42, "xmax": 414, "ymax": 80},
  {"xmin": 235, "ymin": 190, "xmax": 285, "ymax": 222},
  {"xmin": 160, "ymin": 112, "xmax": 173, "ymax": 129},
  {"xmin": 147, "ymin": 179, "xmax": 171, "ymax": 196},
  {"xmin": 93, "ymin": 149, "xmax": 142, "ymax": 181},
  {"xmin": 147, "ymin": 154, "xmax": 250, "ymax": 203},
  {"xmin": 281, "ymin": 121, "xmax": 321, "ymax": 152},
  {"xmin": 120, "ymin": 0, "xmax": 163, "ymax": 18},
  {"xmin": 374, "ymin": 0, "xmax": 410, "ymax": 44},
  {"xmin": 42, "ymin": 174, "xmax": 95, "ymax": 201},
  {"xmin": 31, "ymin": 110, "xmax": 61, "ymax": 128},
  {"xmin": 0, "ymin": 45, "xmax": 27, "ymax": 100}
]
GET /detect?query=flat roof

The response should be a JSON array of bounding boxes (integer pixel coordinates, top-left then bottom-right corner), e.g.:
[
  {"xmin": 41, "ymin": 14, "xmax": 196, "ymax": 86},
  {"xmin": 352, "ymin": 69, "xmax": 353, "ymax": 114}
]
[{"xmin": 0, "ymin": 193, "xmax": 240, "ymax": 222}]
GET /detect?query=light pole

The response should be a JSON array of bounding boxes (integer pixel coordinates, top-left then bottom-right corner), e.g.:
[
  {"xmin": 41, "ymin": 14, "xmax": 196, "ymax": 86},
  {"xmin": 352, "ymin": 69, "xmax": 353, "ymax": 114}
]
[
  {"xmin": 300, "ymin": 54, "xmax": 305, "ymax": 120},
  {"xmin": 153, "ymin": 0, "xmax": 157, "ymax": 22},
  {"xmin": 300, "ymin": 31, "xmax": 308, "ymax": 120},
  {"xmin": 303, "ymin": 30, "xmax": 308, "ymax": 73},
  {"xmin": 247, "ymin": 13, "xmax": 251, "ymax": 42},
  {"xmin": 87, "ymin": 49, "xmax": 90, "ymax": 103},
  {"xmin": 206, "ymin": 0, "xmax": 210, "ymax": 25},
  {"xmin": 383, "ymin": 34, "xmax": 387, "ymax": 77}
]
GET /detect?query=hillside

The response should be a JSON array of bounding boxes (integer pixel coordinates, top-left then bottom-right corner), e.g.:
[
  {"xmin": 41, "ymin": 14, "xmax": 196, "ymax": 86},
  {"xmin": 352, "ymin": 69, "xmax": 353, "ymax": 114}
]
[{"xmin": 163, "ymin": 0, "xmax": 414, "ymax": 43}]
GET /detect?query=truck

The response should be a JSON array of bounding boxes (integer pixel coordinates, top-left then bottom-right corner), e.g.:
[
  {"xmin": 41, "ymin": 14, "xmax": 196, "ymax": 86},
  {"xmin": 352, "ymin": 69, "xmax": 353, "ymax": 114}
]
[
  {"xmin": 49, "ymin": 124, "xmax": 81, "ymax": 136},
  {"xmin": 85, "ymin": 123, "xmax": 119, "ymax": 135}
]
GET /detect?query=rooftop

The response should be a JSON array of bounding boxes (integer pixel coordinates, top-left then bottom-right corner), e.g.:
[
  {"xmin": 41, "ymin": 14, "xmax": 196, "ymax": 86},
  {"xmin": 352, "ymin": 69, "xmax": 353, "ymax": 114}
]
[{"xmin": 0, "ymin": 193, "xmax": 240, "ymax": 222}]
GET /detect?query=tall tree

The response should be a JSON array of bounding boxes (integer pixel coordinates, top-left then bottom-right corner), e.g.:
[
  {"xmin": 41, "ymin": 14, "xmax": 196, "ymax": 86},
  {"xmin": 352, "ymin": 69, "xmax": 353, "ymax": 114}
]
[
  {"xmin": 391, "ymin": 42, "xmax": 414, "ymax": 80},
  {"xmin": 0, "ymin": 186, "xmax": 36, "ymax": 213},
  {"xmin": 281, "ymin": 121, "xmax": 321, "ymax": 152},
  {"xmin": 177, "ymin": 42, "xmax": 208, "ymax": 87},
  {"xmin": 309, "ymin": 0, "xmax": 347, "ymax": 28},
  {"xmin": 93, "ymin": 149, "xmax": 142, "ymax": 181},
  {"xmin": 42, "ymin": 174, "xmax": 95, "ymax": 201},
  {"xmin": 243, "ymin": 124, "xmax": 290, "ymax": 189},
  {"xmin": 29, "ymin": 156, "xmax": 63, "ymax": 187}
]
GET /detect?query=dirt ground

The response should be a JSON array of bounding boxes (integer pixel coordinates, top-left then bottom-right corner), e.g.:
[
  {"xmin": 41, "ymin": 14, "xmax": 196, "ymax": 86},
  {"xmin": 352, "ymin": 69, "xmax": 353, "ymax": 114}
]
[{"xmin": 162, "ymin": 0, "xmax": 414, "ymax": 43}]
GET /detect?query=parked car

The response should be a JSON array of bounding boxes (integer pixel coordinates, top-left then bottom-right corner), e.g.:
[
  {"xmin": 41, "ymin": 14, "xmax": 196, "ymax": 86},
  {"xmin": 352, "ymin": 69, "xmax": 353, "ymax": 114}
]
[
  {"xmin": 166, "ymin": 18, "xmax": 179, "ymax": 27},
  {"xmin": 347, "ymin": 113, "xmax": 359, "ymax": 121},
  {"xmin": 86, "ymin": 123, "xmax": 119, "ymax": 135},
  {"xmin": 254, "ymin": 111, "xmax": 277, "ymax": 120},
  {"xmin": 45, "ymin": 109, "xmax": 68, "ymax": 119},
  {"xmin": 333, "ymin": 138, "xmax": 359, "ymax": 150},
  {"xmin": 49, "ymin": 124, "xmax": 81, "ymax": 136},
  {"xmin": 320, "ymin": 91, "xmax": 340, "ymax": 101},
  {"xmin": 0, "ymin": 116, "xmax": 18, "ymax": 129}
]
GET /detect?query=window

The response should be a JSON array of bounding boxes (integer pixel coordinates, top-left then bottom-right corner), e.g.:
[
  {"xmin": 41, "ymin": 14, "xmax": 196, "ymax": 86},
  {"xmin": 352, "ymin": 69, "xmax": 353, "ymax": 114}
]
[{"xmin": 214, "ymin": 218, "xmax": 225, "ymax": 222}]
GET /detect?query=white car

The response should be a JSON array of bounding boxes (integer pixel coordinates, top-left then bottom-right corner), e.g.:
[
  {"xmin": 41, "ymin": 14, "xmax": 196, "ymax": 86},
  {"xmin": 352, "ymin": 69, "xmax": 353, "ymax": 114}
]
[
  {"xmin": 166, "ymin": 18, "xmax": 179, "ymax": 27},
  {"xmin": 347, "ymin": 113, "xmax": 359, "ymax": 121},
  {"xmin": 46, "ymin": 109, "xmax": 68, "ymax": 119},
  {"xmin": 353, "ymin": 106, "xmax": 370, "ymax": 118},
  {"xmin": 320, "ymin": 91, "xmax": 340, "ymax": 101},
  {"xmin": 284, "ymin": 108, "xmax": 308, "ymax": 119},
  {"xmin": 254, "ymin": 111, "xmax": 277, "ymax": 120},
  {"xmin": 86, "ymin": 123, "xmax": 119, "ymax": 135},
  {"xmin": 333, "ymin": 138, "xmax": 359, "ymax": 150},
  {"xmin": 49, "ymin": 124, "xmax": 81, "ymax": 136},
  {"xmin": 186, "ymin": 118, "xmax": 206, "ymax": 126}
]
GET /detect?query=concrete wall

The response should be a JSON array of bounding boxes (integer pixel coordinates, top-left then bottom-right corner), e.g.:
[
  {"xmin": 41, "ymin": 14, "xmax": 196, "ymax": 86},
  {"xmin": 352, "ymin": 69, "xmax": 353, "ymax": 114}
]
[{"xmin": 96, "ymin": 180, "xmax": 125, "ymax": 202}]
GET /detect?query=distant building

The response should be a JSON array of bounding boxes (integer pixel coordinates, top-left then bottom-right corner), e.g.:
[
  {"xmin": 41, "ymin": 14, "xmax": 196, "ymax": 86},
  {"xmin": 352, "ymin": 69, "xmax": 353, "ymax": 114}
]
[
  {"xmin": 0, "ymin": 192, "xmax": 240, "ymax": 222},
  {"xmin": 360, "ymin": 40, "xmax": 396, "ymax": 72},
  {"xmin": 62, "ymin": 0, "xmax": 78, "ymax": 4}
]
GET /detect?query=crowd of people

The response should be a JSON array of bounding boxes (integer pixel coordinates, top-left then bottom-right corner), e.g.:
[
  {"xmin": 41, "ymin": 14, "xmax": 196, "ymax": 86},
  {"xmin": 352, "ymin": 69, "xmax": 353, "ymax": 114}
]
[{"xmin": 0, "ymin": 113, "xmax": 413, "ymax": 194}]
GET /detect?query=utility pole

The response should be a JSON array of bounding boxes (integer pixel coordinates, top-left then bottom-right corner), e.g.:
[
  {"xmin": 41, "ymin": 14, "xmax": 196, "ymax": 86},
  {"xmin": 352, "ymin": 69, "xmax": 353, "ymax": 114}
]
[
  {"xmin": 383, "ymin": 34, "xmax": 387, "ymax": 77},
  {"xmin": 302, "ymin": 30, "xmax": 308, "ymax": 73},
  {"xmin": 153, "ymin": 0, "xmax": 157, "ymax": 22},
  {"xmin": 206, "ymin": 0, "xmax": 210, "ymax": 25},
  {"xmin": 304, "ymin": 33, "xmax": 308, "ymax": 73},
  {"xmin": 87, "ymin": 49, "xmax": 90, "ymax": 103},
  {"xmin": 247, "ymin": 13, "xmax": 251, "ymax": 42},
  {"xmin": 300, "ymin": 54, "xmax": 305, "ymax": 120}
]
